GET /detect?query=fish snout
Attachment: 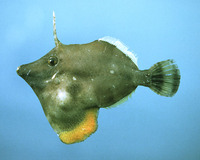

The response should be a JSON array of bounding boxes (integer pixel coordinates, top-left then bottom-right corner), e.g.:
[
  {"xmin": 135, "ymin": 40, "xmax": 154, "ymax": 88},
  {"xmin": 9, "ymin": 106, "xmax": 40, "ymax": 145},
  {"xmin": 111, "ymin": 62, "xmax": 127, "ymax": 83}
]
[{"xmin": 16, "ymin": 64, "xmax": 31, "ymax": 79}]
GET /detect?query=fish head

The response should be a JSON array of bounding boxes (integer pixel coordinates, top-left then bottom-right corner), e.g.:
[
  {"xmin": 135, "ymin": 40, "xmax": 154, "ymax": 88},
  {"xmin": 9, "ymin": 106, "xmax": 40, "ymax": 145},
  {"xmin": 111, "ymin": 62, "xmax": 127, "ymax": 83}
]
[{"xmin": 17, "ymin": 47, "xmax": 61, "ymax": 94}]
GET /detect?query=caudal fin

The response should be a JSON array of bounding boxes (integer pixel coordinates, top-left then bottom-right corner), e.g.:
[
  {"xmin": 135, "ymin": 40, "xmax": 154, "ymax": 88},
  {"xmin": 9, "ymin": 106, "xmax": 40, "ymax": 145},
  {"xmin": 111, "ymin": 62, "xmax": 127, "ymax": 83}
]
[{"xmin": 149, "ymin": 59, "xmax": 180, "ymax": 97}]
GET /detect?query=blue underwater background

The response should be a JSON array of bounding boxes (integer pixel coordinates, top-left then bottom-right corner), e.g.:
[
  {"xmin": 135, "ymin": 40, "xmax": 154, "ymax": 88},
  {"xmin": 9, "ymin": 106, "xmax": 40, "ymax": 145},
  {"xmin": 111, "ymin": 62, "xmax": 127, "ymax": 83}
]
[{"xmin": 1, "ymin": 0, "xmax": 200, "ymax": 160}]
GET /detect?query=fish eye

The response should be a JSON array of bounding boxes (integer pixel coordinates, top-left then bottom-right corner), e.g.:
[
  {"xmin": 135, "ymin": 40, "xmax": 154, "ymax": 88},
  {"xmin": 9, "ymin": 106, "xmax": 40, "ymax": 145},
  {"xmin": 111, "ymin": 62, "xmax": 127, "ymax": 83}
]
[{"xmin": 48, "ymin": 56, "xmax": 58, "ymax": 66}]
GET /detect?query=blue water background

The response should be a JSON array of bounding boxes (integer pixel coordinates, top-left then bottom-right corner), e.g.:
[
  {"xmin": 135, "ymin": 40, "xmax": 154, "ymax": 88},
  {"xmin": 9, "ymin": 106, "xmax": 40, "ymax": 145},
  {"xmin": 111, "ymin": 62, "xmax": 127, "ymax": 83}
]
[{"xmin": 1, "ymin": 0, "xmax": 200, "ymax": 160}]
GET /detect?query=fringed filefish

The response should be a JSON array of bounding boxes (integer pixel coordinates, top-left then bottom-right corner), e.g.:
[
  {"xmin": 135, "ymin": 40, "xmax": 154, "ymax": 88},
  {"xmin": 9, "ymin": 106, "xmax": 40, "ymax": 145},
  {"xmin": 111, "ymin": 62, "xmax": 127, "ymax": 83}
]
[{"xmin": 16, "ymin": 12, "xmax": 180, "ymax": 144}]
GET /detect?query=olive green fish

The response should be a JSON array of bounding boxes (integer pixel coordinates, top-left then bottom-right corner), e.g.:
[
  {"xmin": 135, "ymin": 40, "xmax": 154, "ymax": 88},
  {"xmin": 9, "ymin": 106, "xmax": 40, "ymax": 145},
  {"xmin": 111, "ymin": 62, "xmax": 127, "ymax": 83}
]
[{"xmin": 17, "ymin": 12, "xmax": 180, "ymax": 144}]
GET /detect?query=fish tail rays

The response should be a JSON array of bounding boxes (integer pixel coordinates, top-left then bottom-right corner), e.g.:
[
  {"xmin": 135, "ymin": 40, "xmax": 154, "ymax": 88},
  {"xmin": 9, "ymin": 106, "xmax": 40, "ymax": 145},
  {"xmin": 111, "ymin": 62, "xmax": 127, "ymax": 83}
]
[{"xmin": 148, "ymin": 59, "xmax": 181, "ymax": 97}]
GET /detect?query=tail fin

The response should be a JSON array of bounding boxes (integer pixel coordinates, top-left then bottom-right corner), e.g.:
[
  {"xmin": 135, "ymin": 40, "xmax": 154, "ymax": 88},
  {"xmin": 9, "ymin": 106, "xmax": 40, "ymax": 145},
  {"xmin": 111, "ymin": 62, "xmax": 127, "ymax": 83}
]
[{"xmin": 149, "ymin": 59, "xmax": 180, "ymax": 97}]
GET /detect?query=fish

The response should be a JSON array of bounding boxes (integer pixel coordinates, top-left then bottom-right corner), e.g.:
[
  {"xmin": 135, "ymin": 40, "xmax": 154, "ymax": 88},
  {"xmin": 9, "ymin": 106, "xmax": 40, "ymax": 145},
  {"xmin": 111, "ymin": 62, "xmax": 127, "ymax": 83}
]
[{"xmin": 16, "ymin": 11, "xmax": 180, "ymax": 144}]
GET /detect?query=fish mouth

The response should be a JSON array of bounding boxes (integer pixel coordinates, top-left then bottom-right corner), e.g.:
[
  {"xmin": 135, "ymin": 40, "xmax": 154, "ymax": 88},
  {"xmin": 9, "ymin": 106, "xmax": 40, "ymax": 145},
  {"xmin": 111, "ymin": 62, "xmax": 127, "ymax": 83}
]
[
  {"xmin": 17, "ymin": 64, "xmax": 49, "ymax": 92},
  {"xmin": 16, "ymin": 65, "xmax": 31, "ymax": 79},
  {"xmin": 17, "ymin": 64, "xmax": 41, "ymax": 88}
]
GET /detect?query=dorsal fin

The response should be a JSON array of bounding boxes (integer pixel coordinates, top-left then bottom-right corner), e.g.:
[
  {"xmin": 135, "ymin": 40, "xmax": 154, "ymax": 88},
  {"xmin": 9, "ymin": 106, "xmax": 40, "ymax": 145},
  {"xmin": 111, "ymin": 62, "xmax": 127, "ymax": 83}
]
[
  {"xmin": 99, "ymin": 36, "xmax": 138, "ymax": 66},
  {"xmin": 53, "ymin": 11, "xmax": 61, "ymax": 47}
]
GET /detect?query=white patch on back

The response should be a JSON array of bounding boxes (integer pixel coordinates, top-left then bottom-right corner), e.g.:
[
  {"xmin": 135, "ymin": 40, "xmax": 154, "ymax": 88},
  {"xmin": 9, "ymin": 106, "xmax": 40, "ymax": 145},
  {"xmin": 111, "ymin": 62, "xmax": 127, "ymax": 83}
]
[
  {"xmin": 56, "ymin": 89, "xmax": 70, "ymax": 104},
  {"xmin": 110, "ymin": 70, "xmax": 114, "ymax": 74},
  {"xmin": 99, "ymin": 36, "xmax": 138, "ymax": 66},
  {"xmin": 57, "ymin": 89, "xmax": 67, "ymax": 101}
]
